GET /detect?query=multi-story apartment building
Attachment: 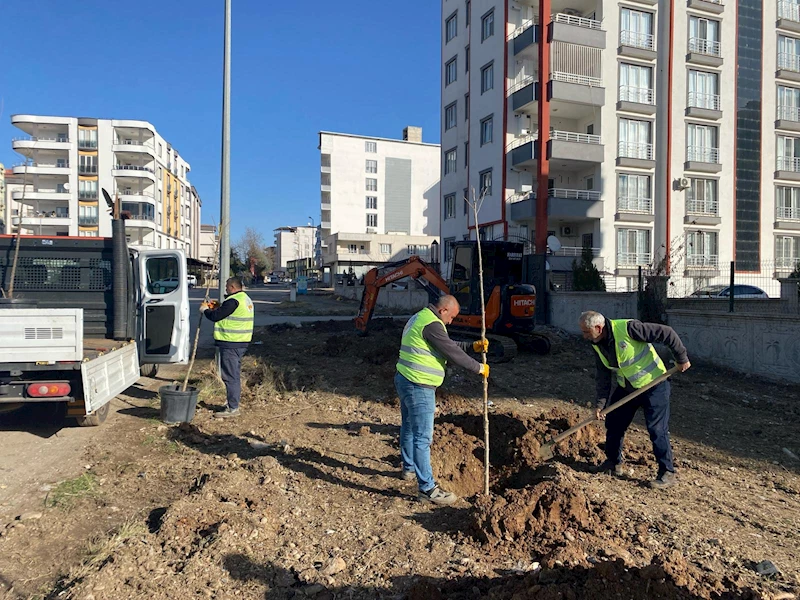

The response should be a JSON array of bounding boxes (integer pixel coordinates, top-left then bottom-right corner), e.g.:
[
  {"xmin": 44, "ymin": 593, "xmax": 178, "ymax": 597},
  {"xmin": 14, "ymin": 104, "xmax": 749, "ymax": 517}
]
[
  {"xmin": 318, "ymin": 128, "xmax": 440, "ymax": 279},
  {"xmin": 199, "ymin": 224, "xmax": 219, "ymax": 265},
  {"xmin": 6, "ymin": 115, "xmax": 200, "ymax": 257},
  {"xmin": 274, "ymin": 225, "xmax": 317, "ymax": 271},
  {"xmin": 441, "ymin": 0, "xmax": 800, "ymax": 293}
]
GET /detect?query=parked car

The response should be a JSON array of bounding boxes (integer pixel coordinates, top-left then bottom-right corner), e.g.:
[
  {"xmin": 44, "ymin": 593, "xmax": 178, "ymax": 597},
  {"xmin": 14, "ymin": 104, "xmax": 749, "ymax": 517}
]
[
  {"xmin": 689, "ymin": 284, "xmax": 768, "ymax": 299},
  {"xmin": 151, "ymin": 276, "xmax": 181, "ymax": 293},
  {"xmin": 187, "ymin": 275, "xmax": 197, "ymax": 288}
]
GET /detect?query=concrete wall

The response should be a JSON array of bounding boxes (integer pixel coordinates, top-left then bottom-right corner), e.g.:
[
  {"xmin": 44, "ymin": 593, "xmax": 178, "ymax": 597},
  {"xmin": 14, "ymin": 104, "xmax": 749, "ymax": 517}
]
[
  {"xmin": 549, "ymin": 291, "xmax": 638, "ymax": 333},
  {"xmin": 668, "ymin": 310, "xmax": 800, "ymax": 383},
  {"xmin": 335, "ymin": 283, "xmax": 428, "ymax": 311}
]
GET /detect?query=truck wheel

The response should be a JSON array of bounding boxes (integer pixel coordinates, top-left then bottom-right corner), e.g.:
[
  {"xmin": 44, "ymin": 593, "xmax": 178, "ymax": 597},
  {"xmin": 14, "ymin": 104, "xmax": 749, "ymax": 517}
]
[
  {"xmin": 76, "ymin": 402, "xmax": 110, "ymax": 427},
  {"xmin": 140, "ymin": 364, "xmax": 159, "ymax": 378}
]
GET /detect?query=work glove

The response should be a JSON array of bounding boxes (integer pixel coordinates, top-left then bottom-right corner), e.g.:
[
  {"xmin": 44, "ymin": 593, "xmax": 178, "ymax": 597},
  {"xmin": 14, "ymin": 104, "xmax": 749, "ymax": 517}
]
[
  {"xmin": 199, "ymin": 302, "xmax": 209, "ymax": 313},
  {"xmin": 479, "ymin": 363, "xmax": 490, "ymax": 379},
  {"xmin": 472, "ymin": 338, "xmax": 489, "ymax": 353}
]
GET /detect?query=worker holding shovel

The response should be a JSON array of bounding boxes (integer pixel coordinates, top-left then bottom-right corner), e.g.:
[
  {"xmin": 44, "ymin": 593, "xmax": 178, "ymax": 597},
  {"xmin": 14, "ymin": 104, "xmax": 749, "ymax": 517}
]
[{"xmin": 578, "ymin": 311, "xmax": 690, "ymax": 490}]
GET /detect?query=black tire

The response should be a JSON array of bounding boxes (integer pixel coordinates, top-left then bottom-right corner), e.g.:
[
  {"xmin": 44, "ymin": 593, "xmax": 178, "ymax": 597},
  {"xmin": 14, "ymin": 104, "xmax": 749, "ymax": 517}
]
[
  {"xmin": 530, "ymin": 335, "xmax": 552, "ymax": 355},
  {"xmin": 75, "ymin": 402, "xmax": 111, "ymax": 427},
  {"xmin": 140, "ymin": 363, "xmax": 159, "ymax": 378}
]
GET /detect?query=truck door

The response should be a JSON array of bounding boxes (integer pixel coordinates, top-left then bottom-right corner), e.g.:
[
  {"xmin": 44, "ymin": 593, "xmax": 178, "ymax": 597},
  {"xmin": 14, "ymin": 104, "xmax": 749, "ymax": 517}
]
[{"xmin": 137, "ymin": 250, "xmax": 190, "ymax": 364}]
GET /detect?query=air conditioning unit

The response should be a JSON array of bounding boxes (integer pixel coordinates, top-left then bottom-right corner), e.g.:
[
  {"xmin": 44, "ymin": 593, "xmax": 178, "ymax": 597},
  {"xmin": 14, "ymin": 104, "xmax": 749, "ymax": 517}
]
[
  {"xmin": 560, "ymin": 225, "xmax": 575, "ymax": 237},
  {"xmin": 678, "ymin": 177, "xmax": 690, "ymax": 190},
  {"xmin": 562, "ymin": 8, "xmax": 581, "ymax": 16}
]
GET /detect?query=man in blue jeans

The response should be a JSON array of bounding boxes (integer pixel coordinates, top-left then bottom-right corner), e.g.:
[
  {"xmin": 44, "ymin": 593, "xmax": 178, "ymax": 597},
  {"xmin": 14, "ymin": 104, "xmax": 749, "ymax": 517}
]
[
  {"xmin": 579, "ymin": 310, "xmax": 691, "ymax": 490},
  {"xmin": 395, "ymin": 295, "xmax": 490, "ymax": 505}
]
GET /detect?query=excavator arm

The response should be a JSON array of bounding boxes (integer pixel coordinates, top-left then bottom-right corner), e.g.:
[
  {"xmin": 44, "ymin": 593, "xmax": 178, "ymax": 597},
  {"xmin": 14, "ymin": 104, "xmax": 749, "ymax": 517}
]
[{"xmin": 355, "ymin": 256, "xmax": 450, "ymax": 332}]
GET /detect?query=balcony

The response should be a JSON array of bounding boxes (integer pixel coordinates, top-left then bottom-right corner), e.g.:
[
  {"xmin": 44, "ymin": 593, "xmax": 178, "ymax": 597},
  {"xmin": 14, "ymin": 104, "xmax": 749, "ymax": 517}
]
[
  {"xmin": 616, "ymin": 142, "xmax": 655, "ymax": 169},
  {"xmin": 687, "ymin": 0, "xmax": 724, "ymax": 14},
  {"xmin": 113, "ymin": 164, "xmax": 156, "ymax": 182},
  {"xmin": 617, "ymin": 252, "xmax": 652, "ymax": 270},
  {"xmin": 78, "ymin": 217, "xmax": 99, "ymax": 227},
  {"xmin": 549, "ymin": 74, "xmax": 605, "ymax": 111},
  {"xmin": 112, "ymin": 139, "xmax": 155, "ymax": 156},
  {"xmin": 777, "ymin": 105, "xmax": 800, "ymax": 132},
  {"xmin": 778, "ymin": 53, "xmax": 800, "ymax": 82},
  {"xmin": 78, "ymin": 139, "xmax": 98, "ymax": 150},
  {"xmin": 78, "ymin": 164, "xmax": 98, "ymax": 175},
  {"xmin": 12, "ymin": 161, "xmax": 70, "ymax": 176},
  {"xmin": 686, "ymin": 146, "xmax": 721, "ymax": 172},
  {"xmin": 507, "ymin": 188, "xmax": 603, "ymax": 221},
  {"xmin": 618, "ymin": 30, "xmax": 656, "ymax": 60},
  {"xmin": 12, "ymin": 136, "xmax": 71, "ymax": 151},
  {"xmin": 686, "ymin": 254, "xmax": 719, "ymax": 274},
  {"xmin": 12, "ymin": 190, "xmax": 70, "ymax": 202},
  {"xmin": 616, "ymin": 196, "xmax": 654, "ymax": 222},
  {"xmin": 510, "ymin": 18, "xmax": 539, "ymax": 58},
  {"xmin": 549, "ymin": 130, "xmax": 603, "ymax": 166},
  {"xmin": 13, "ymin": 214, "xmax": 71, "ymax": 228},
  {"xmin": 685, "ymin": 199, "xmax": 721, "ymax": 225},
  {"xmin": 778, "ymin": 1, "xmax": 800, "ymax": 33},
  {"xmin": 776, "ymin": 156, "xmax": 800, "ymax": 181},
  {"xmin": 510, "ymin": 76, "xmax": 538, "ymax": 113},
  {"xmin": 550, "ymin": 13, "xmax": 605, "ymax": 49},
  {"xmin": 776, "ymin": 205, "xmax": 800, "ymax": 230},
  {"xmin": 617, "ymin": 86, "xmax": 656, "ymax": 114},
  {"xmin": 508, "ymin": 133, "xmax": 539, "ymax": 168},
  {"xmin": 686, "ymin": 91, "xmax": 723, "ymax": 119},
  {"xmin": 687, "ymin": 38, "xmax": 723, "ymax": 67}
]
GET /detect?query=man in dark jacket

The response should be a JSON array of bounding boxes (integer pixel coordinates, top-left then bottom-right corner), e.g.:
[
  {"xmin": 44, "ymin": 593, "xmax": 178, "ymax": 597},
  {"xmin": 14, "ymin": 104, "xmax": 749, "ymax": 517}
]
[
  {"xmin": 578, "ymin": 310, "xmax": 690, "ymax": 490},
  {"xmin": 200, "ymin": 277, "xmax": 254, "ymax": 418}
]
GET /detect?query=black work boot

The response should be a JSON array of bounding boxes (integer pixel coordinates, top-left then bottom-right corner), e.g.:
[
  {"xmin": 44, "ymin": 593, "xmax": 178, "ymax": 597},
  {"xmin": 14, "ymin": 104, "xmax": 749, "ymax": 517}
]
[
  {"xmin": 592, "ymin": 460, "xmax": 623, "ymax": 476},
  {"xmin": 650, "ymin": 470, "xmax": 676, "ymax": 490}
]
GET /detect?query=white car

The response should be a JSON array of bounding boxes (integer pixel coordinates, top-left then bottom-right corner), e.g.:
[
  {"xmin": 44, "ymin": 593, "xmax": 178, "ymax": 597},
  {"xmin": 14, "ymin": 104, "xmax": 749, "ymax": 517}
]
[
  {"xmin": 689, "ymin": 284, "xmax": 768, "ymax": 299},
  {"xmin": 187, "ymin": 275, "xmax": 197, "ymax": 288}
]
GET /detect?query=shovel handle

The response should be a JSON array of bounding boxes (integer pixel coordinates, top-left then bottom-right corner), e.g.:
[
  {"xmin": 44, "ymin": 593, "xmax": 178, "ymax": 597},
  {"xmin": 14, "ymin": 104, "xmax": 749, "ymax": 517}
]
[{"xmin": 545, "ymin": 366, "xmax": 680, "ymax": 448}]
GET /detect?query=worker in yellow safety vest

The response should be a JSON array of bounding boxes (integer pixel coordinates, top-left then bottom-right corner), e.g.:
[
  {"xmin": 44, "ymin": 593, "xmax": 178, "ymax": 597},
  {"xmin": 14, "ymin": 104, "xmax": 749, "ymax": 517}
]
[
  {"xmin": 200, "ymin": 277, "xmax": 254, "ymax": 418},
  {"xmin": 578, "ymin": 310, "xmax": 690, "ymax": 490}
]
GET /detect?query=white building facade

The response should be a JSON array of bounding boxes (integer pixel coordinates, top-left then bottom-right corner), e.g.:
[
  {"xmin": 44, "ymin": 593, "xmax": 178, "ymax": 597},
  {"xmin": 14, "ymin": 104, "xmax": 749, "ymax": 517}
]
[
  {"xmin": 442, "ymin": 0, "xmax": 799, "ymax": 293},
  {"xmin": 7, "ymin": 115, "xmax": 200, "ymax": 257},
  {"xmin": 318, "ymin": 128, "xmax": 441, "ymax": 278},
  {"xmin": 274, "ymin": 226, "xmax": 317, "ymax": 270}
]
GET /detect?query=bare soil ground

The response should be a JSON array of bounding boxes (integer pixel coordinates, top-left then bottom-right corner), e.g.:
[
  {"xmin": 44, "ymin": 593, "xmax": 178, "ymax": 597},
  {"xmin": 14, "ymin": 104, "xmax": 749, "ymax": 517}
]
[{"xmin": 1, "ymin": 320, "xmax": 799, "ymax": 600}]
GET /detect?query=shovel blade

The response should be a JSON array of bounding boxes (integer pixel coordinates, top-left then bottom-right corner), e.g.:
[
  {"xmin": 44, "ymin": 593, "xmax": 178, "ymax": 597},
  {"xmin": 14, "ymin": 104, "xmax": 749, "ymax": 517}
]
[{"xmin": 538, "ymin": 442, "xmax": 555, "ymax": 461}]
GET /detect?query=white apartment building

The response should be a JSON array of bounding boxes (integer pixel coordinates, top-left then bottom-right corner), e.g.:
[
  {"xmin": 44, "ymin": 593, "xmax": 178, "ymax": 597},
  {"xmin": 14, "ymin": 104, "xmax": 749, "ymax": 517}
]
[
  {"xmin": 318, "ymin": 128, "xmax": 441, "ymax": 278},
  {"xmin": 274, "ymin": 225, "xmax": 317, "ymax": 270},
  {"xmin": 199, "ymin": 224, "xmax": 219, "ymax": 265},
  {"xmin": 6, "ymin": 115, "xmax": 200, "ymax": 257},
  {"xmin": 441, "ymin": 0, "xmax": 800, "ymax": 294}
]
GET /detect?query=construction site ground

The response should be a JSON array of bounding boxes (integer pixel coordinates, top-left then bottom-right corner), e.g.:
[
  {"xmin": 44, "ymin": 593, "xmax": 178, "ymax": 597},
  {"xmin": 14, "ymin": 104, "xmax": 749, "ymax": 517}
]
[{"xmin": 1, "ymin": 317, "xmax": 799, "ymax": 600}]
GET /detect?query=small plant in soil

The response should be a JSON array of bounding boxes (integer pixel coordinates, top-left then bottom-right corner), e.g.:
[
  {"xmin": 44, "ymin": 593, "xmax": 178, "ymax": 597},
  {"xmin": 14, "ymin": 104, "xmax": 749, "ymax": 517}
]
[{"xmin": 44, "ymin": 473, "xmax": 98, "ymax": 509}]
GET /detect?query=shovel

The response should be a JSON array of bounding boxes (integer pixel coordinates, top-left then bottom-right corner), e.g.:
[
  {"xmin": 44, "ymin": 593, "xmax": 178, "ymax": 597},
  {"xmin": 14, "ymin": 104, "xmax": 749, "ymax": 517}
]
[{"xmin": 538, "ymin": 365, "xmax": 680, "ymax": 460}]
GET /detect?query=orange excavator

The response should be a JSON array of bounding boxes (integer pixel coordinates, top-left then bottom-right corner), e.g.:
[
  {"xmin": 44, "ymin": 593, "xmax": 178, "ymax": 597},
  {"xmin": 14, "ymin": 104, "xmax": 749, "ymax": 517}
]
[{"xmin": 354, "ymin": 241, "xmax": 551, "ymax": 361}]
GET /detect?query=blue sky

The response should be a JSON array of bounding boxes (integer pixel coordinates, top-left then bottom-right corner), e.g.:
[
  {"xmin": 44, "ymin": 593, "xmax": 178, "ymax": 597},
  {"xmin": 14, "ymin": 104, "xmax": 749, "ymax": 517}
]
[{"xmin": 0, "ymin": 0, "xmax": 441, "ymax": 245}]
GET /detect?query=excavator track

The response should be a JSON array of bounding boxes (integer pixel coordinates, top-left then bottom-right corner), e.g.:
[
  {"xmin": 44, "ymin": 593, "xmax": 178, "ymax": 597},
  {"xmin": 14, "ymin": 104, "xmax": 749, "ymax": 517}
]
[
  {"xmin": 450, "ymin": 330, "xmax": 518, "ymax": 363},
  {"xmin": 517, "ymin": 333, "xmax": 552, "ymax": 355}
]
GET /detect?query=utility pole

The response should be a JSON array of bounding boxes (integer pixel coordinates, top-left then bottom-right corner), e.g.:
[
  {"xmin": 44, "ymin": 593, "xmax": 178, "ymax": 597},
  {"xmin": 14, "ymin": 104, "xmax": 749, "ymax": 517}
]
[
  {"xmin": 653, "ymin": 0, "xmax": 672, "ymax": 269},
  {"xmin": 535, "ymin": 0, "xmax": 552, "ymax": 256},
  {"xmin": 218, "ymin": 0, "xmax": 232, "ymax": 297}
]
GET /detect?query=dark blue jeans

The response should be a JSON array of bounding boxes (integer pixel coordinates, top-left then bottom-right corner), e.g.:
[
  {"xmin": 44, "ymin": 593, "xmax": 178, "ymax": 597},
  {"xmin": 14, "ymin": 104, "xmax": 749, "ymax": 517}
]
[
  {"xmin": 604, "ymin": 380, "xmax": 674, "ymax": 473},
  {"xmin": 218, "ymin": 346, "xmax": 247, "ymax": 410},
  {"xmin": 395, "ymin": 372, "xmax": 437, "ymax": 492}
]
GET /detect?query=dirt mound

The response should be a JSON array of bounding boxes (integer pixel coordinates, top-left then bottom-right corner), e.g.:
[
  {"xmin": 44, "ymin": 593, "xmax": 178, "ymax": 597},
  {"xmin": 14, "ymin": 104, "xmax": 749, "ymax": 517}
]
[{"xmin": 430, "ymin": 422, "xmax": 485, "ymax": 497}]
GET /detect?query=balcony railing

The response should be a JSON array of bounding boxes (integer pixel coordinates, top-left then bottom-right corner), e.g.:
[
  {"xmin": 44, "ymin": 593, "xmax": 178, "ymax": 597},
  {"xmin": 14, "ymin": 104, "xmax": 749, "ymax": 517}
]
[
  {"xmin": 777, "ymin": 205, "xmax": 800, "ymax": 220},
  {"xmin": 553, "ymin": 12, "xmax": 602, "ymax": 30},
  {"xmin": 13, "ymin": 135, "xmax": 69, "ymax": 143},
  {"xmin": 78, "ymin": 140, "xmax": 98, "ymax": 150},
  {"xmin": 124, "ymin": 212, "xmax": 156, "ymax": 222},
  {"xmin": 552, "ymin": 71, "xmax": 602, "ymax": 87},
  {"xmin": 777, "ymin": 256, "xmax": 800, "ymax": 269},
  {"xmin": 779, "ymin": 0, "xmax": 800, "ymax": 21},
  {"xmin": 78, "ymin": 165, "xmax": 98, "ymax": 174},
  {"xmin": 508, "ymin": 75, "xmax": 536, "ymax": 96},
  {"xmin": 688, "ymin": 37, "xmax": 721, "ymax": 57},
  {"xmin": 506, "ymin": 132, "xmax": 538, "ymax": 152},
  {"xmin": 779, "ymin": 53, "xmax": 800, "ymax": 72},
  {"xmin": 686, "ymin": 254, "xmax": 719, "ymax": 268},
  {"xmin": 688, "ymin": 91, "xmax": 721, "ymax": 111},
  {"xmin": 551, "ymin": 130, "xmax": 601, "ymax": 144},
  {"xmin": 619, "ymin": 86, "xmax": 654, "ymax": 105},
  {"xmin": 687, "ymin": 199, "xmax": 719, "ymax": 215},
  {"xmin": 619, "ymin": 30, "xmax": 655, "ymax": 50},
  {"xmin": 507, "ymin": 190, "xmax": 536, "ymax": 204},
  {"xmin": 119, "ymin": 191, "xmax": 155, "ymax": 200},
  {"xmin": 114, "ymin": 165, "xmax": 154, "ymax": 173},
  {"xmin": 778, "ymin": 156, "xmax": 800, "ymax": 172},
  {"xmin": 618, "ymin": 141, "xmax": 653, "ymax": 160},
  {"xmin": 78, "ymin": 217, "xmax": 99, "ymax": 226},
  {"xmin": 14, "ymin": 161, "xmax": 69, "ymax": 169},
  {"xmin": 618, "ymin": 196, "xmax": 653, "ymax": 213},
  {"xmin": 115, "ymin": 138, "xmax": 154, "ymax": 148},
  {"xmin": 687, "ymin": 146, "xmax": 719, "ymax": 163},
  {"xmin": 550, "ymin": 188, "xmax": 602, "ymax": 200},
  {"xmin": 79, "ymin": 192, "xmax": 99, "ymax": 200},
  {"xmin": 778, "ymin": 105, "xmax": 800, "ymax": 122},
  {"xmin": 554, "ymin": 246, "xmax": 601, "ymax": 257},
  {"xmin": 508, "ymin": 16, "xmax": 538, "ymax": 40},
  {"xmin": 617, "ymin": 252, "xmax": 652, "ymax": 266}
]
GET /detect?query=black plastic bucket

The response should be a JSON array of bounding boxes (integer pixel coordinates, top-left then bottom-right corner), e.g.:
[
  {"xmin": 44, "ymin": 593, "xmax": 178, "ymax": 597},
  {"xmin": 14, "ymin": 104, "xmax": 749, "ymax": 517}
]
[
  {"xmin": 0, "ymin": 298, "xmax": 39, "ymax": 309},
  {"xmin": 159, "ymin": 384, "xmax": 199, "ymax": 424}
]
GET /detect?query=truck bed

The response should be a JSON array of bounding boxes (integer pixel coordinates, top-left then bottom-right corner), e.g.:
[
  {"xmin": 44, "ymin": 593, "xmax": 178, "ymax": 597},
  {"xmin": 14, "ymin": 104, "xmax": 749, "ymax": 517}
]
[{"xmin": 83, "ymin": 338, "xmax": 131, "ymax": 361}]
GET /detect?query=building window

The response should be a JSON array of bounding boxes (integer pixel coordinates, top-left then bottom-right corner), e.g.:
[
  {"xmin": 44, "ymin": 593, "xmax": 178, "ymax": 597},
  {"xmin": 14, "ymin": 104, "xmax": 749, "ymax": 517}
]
[
  {"xmin": 779, "ymin": 135, "xmax": 800, "ymax": 172},
  {"xmin": 617, "ymin": 228, "xmax": 651, "ymax": 266},
  {"xmin": 686, "ymin": 231, "xmax": 718, "ymax": 267},
  {"xmin": 78, "ymin": 129, "xmax": 97, "ymax": 149},
  {"xmin": 464, "ymin": 188, "xmax": 469, "ymax": 214},
  {"xmin": 777, "ymin": 186, "xmax": 800, "ymax": 220},
  {"xmin": 444, "ymin": 238, "xmax": 456, "ymax": 262},
  {"xmin": 79, "ymin": 155, "xmax": 97, "ymax": 174},
  {"xmin": 480, "ymin": 62, "xmax": 494, "ymax": 93},
  {"xmin": 78, "ymin": 179, "xmax": 98, "ymax": 200},
  {"xmin": 689, "ymin": 16, "xmax": 721, "ymax": 56},
  {"xmin": 464, "ymin": 93, "xmax": 470, "ymax": 121},
  {"xmin": 778, "ymin": 85, "xmax": 800, "ymax": 122},
  {"xmin": 365, "ymin": 141, "xmax": 377, "ymax": 153},
  {"xmin": 688, "ymin": 178, "xmax": 718, "ymax": 215},
  {"xmin": 158, "ymin": 212, "xmax": 163, "ymax": 226},
  {"xmin": 381, "ymin": 243, "xmax": 392, "ymax": 254},
  {"xmin": 688, "ymin": 70, "xmax": 720, "ymax": 110},
  {"xmin": 445, "ymin": 102, "xmax": 457, "ymax": 130},
  {"xmin": 367, "ymin": 214, "xmax": 378, "ymax": 227},
  {"xmin": 466, "ymin": 0, "xmax": 470, "ymax": 26},
  {"xmin": 481, "ymin": 9, "xmax": 494, "ymax": 41},
  {"xmin": 480, "ymin": 115, "xmax": 493, "ymax": 145},
  {"xmin": 366, "ymin": 178, "xmax": 378, "ymax": 191},
  {"xmin": 464, "ymin": 141, "xmax": 469, "ymax": 167},
  {"xmin": 618, "ymin": 118, "xmax": 652, "ymax": 159},
  {"xmin": 617, "ymin": 173, "xmax": 652, "ymax": 213},
  {"xmin": 348, "ymin": 244, "xmax": 358, "ymax": 254},
  {"xmin": 479, "ymin": 169, "xmax": 493, "ymax": 196},
  {"xmin": 408, "ymin": 244, "xmax": 429, "ymax": 256},
  {"xmin": 446, "ymin": 56, "xmax": 458, "ymax": 86},
  {"xmin": 366, "ymin": 196, "xmax": 378, "ymax": 209},
  {"xmin": 687, "ymin": 124, "xmax": 719, "ymax": 163},
  {"xmin": 158, "ymin": 167, "xmax": 163, "ymax": 180},
  {"xmin": 366, "ymin": 159, "xmax": 378, "ymax": 173},
  {"xmin": 158, "ymin": 143, "xmax": 163, "ymax": 157},
  {"xmin": 619, "ymin": 7, "xmax": 654, "ymax": 50},
  {"xmin": 446, "ymin": 12, "xmax": 457, "ymax": 43},
  {"xmin": 445, "ymin": 193, "xmax": 456, "ymax": 219},
  {"xmin": 445, "ymin": 148, "xmax": 457, "ymax": 175},
  {"xmin": 619, "ymin": 63, "xmax": 653, "ymax": 104},
  {"xmin": 465, "ymin": 45, "xmax": 470, "ymax": 72},
  {"xmin": 777, "ymin": 235, "xmax": 800, "ymax": 268}
]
